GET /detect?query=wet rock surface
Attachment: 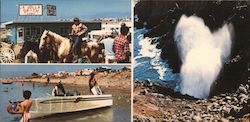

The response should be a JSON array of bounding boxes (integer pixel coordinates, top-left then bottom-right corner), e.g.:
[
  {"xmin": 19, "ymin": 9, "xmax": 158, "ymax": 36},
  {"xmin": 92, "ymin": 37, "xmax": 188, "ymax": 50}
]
[{"xmin": 133, "ymin": 80, "xmax": 250, "ymax": 121}]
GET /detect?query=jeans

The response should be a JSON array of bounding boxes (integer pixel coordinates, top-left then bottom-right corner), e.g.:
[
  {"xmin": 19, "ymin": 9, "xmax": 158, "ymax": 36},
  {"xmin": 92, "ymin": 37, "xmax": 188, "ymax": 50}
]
[{"xmin": 72, "ymin": 35, "xmax": 81, "ymax": 56}]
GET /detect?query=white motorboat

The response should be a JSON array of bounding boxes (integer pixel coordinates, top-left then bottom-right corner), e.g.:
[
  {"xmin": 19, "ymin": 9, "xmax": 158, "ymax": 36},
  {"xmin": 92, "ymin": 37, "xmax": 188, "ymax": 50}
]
[{"xmin": 8, "ymin": 94, "xmax": 113, "ymax": 119}]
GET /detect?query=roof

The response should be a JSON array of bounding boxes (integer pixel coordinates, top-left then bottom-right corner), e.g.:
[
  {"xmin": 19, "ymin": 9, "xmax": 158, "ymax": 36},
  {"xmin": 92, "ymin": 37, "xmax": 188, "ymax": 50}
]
[{"xmin": 4, "ymin": 20, "xmax": 102, "ymax": 26}]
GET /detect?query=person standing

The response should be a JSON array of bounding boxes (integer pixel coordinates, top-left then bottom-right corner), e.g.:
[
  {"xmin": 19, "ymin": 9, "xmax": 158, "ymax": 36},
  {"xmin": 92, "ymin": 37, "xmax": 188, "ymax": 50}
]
[
  {"xmin": 88, "ymin": 71, "xmax": 102, "ymax": 95},
  {"xmin": 7, "ymin": 90, "xmax": 33, "ymax": 122},
  {"xmin": 19, "ymin": 90, "xmax": 32, "ymax": 122},
  {"xmin": 99, "ymin": 32, "xmax": 117, "ymax": 63},
  {"xmin": 70, "ymin": 17, "xmax": 88, "ymax": 58},
  {"xmin": 113, "ymin": 24, "xmax": 130, "ymax": 63}
]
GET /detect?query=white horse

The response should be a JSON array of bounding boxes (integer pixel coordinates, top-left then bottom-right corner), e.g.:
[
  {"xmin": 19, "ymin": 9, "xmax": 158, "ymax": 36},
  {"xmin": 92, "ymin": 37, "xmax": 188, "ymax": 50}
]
[
  {"xmin": 39, "ymin": 30, "xmax": 103, "ymax": 63},
  {"xmin": 39, "ymin": 30, "xmax": 71, "ymax": 62},
  {"xmin": 25, "ymin": 50, "xmax": 38, "ymax": 63}
]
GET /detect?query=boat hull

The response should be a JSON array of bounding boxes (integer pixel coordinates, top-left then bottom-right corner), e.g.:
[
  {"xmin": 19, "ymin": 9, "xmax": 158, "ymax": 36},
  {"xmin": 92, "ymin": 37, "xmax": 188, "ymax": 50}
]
[{"xmin": 29, "ymin": 95, "xmax": 113, "ymax": 119}]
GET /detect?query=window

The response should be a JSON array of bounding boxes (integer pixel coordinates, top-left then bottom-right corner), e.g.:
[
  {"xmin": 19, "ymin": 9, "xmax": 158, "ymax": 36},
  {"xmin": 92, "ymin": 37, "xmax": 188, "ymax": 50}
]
[
  {"xmin": 31, "ymin": 27, "xmax": 36, "ymax": 35},
  {"xmin": 60, "ymin": 26, "xmax": 70, "ymax": 36},
  {"xmin": 36, "ymin": 27, "xmax": 41, "ymax": 35},
  {"xmin": 25, "ymin": 27, "xmax": 30, "ymax": 36},
  {"xmin": 18, "ymin": 28, "xmax": 23, "ymax": 37}
]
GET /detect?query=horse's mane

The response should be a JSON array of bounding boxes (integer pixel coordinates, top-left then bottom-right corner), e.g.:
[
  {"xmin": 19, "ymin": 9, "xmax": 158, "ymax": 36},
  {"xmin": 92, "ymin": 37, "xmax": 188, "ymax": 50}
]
[{"xmin": 46, "ymin": 30, "xmax": 70, "ymax": 42}]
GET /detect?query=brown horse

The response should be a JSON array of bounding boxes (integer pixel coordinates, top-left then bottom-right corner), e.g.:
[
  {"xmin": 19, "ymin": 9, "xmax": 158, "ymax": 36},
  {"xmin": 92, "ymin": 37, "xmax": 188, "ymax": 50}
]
[{"xmin": 39, "ymin": 30, "xmax": 103, "ymax": 63}]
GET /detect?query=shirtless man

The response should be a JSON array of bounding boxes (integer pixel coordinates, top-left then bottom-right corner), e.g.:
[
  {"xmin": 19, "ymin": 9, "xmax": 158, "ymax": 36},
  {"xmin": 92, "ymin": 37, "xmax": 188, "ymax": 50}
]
[
  {"xmin": 19, "ymin": 90, "xmax": 32, "ymax": 122},
  {"xmin": 7, "ymin": 90, "xmax": 32, "ymax": 122},
  {"xmin": 88, "ymin": 71, "xmax": 102, "ymax": 95}
]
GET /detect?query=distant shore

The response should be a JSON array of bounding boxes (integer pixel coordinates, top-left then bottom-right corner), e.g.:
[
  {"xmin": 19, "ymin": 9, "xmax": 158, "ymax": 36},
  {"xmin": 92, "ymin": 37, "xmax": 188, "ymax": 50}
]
[{"xmin": 0, "ymin": 70, "xmax": 131, "ymax": 89}]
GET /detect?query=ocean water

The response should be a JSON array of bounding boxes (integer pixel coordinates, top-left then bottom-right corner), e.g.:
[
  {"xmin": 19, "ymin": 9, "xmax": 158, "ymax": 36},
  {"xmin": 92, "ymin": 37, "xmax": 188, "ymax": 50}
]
[{"xmin": 133, "ymin": 28, "xmax": 180, "ymax": 90}]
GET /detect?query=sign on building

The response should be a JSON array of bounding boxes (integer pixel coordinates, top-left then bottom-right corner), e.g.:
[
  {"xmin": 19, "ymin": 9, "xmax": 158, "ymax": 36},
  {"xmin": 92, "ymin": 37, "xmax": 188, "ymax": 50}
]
[
  {"xmin": 46, "ymin": 5, "xmax": 56, "ymax": 16},
  {"xmin": 19, "ymin": 4, "xmax": 43, "ymax": 16}
]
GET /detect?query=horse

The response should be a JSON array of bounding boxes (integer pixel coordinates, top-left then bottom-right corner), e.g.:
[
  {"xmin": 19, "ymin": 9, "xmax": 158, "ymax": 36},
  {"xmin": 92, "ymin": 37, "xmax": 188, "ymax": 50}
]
[
  {"xmin": 24, "ymin": 50, "xmax": 38, "ymax": 63},
  {"xmin": 39, "ymin": 30, "xmax": 72, "ymax": 63},
  {"xmin": 39, "ymin": 30, "xmax": 103, "ymax": 63},
  {"xmin": 18, "ymin": 41, "xmax": 50, "ymax": 63}
]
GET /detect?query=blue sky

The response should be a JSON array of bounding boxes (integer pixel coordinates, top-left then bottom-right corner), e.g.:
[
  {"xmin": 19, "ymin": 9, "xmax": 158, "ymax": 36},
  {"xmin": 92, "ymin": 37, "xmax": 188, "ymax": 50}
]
[{"xmin": 0, "ymin": 0, "xmax": 131, "ymax": 22}]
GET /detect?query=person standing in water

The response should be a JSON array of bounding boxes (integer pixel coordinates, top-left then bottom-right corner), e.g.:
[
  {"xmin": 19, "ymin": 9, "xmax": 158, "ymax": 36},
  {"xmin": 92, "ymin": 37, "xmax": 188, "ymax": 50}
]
[
  {"xmin": 20, "ymin": 90, "xmax": 32, "ymax": 122},
  {"xmin": 88, "ymin": 71, "xmax": 102, "ymax": 95},
  {"xmin": 8, "ymin": 90, "xmax": 32, "ymax": 122}
]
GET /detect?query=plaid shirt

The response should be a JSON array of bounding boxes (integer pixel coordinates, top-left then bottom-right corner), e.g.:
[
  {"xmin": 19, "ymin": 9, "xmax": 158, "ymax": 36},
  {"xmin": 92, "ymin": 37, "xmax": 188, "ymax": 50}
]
[{"xmin": 113, "ymin": 35, "xmax": 129, "ymax": 61}]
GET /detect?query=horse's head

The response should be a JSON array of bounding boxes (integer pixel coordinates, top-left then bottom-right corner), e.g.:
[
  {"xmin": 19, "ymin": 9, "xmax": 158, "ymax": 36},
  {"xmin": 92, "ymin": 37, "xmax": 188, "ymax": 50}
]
[{"xmin": 39, "ymin": 30, "xmax": 50, "ymax": 50}]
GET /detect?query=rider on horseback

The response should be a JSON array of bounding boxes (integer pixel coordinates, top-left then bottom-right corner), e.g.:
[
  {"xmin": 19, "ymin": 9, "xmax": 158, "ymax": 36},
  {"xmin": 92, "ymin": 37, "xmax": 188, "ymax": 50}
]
[{"xmin": 70, "ymin": 17, "xmax": 88, "ymax": 58}]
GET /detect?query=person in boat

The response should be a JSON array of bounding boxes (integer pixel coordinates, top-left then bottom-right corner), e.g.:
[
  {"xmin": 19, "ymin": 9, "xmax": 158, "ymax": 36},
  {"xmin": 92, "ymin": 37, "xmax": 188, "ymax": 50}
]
[
  {"xmin": 70, "ymin": 17, "xmax": 88, "ymax": 59},
  {"xmin": 113, "ymin": 23, "xmax": 130, "ymax": 63},
  {"xmin": 52, "ymin": 81, "xmax": 66, "ymax": 96},
  {"xmin": 6, "ymin": 90, "xmax": 32, "ymax": 122},
  {"xmin": 89, "ymin": 71, "xmax": 102, "ymax": 95},
  {"xmin": 99, "ymin": 32, "xmax": 118, "ymax": 63}
]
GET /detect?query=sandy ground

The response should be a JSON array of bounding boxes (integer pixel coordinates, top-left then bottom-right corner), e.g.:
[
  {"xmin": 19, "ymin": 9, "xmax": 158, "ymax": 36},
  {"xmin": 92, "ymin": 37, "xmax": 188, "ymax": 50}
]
[{"xmin": 1, "ymin": 70, "xmax": 131, "ymax": 89}]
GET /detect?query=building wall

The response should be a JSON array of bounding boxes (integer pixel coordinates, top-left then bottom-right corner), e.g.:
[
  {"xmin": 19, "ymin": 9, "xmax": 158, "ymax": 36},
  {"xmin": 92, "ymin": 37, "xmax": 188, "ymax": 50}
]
[
  {"xmin": 10, "ymin": 27, "xmax": 17, "ymax": 43},
  {"xmin": 7, "ymin": 22, "xmax": 101, "ymax": 43}
]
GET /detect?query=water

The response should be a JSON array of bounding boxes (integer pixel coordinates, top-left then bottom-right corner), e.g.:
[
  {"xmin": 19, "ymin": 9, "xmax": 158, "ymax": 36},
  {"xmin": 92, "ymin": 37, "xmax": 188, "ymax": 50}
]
[
  {"xmin": 134, "ymin": 28, "xmax": 180, "ymax": 90},
  {"xmin": 0, "ymin": 82, "xmax": 130, "ymax": 122},
  {"xmin": 175, "ymin": 15, "xmax": 232, "ymax": 98}
]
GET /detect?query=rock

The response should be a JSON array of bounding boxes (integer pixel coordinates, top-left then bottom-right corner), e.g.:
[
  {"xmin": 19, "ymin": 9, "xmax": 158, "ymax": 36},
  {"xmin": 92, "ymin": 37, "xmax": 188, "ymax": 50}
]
[
  {"xmin": 225, "ymin": 96, "xmax": 231, "ymax": 100},
  {"xmin": 221, "ymin": 117, "xmax": 229, "ymax": 122},
  {"xmin": 231, "ymin": 105, "xmax": 243, "ymax": 112},
  {"xmin": 172, "ymin": 115, "xmax": 177, "ymax": 118},
  {"xmin": 239, "ymin": 85, "xmax": 248, "ymax": 94},
  {"xmin": 239, "ymin": 93, "xmax": 248, "ymax": 104},
  {"xmin": 162, "ymin": 119, "xmax": 168, "ymax": 122},
  {"xmin": 147, "ymin": 117, "xmax": 156, "ymax": 122},
  {"xmin": 193, "ymin": 115, "xmax": 202, "ymax": 122},
  {"xmin": 185, "ymin": 104, "xmax": 193, "ymax": 109},
  {"xmin": 134, "ymin": 98, "xmax": 138, "ymax": 103},
  {"xmin": 207, "ymin": 105, "xmax": 213, "ymax": 111},
  {"xmin": 156, "ymin": 93, "xmax": 165, "ymax": 98},
  {"xmin": 241, "ymin": 114, "xmax": 250, "ymax": 122},
  {"xmin": 233, "ymin": 97, "xmax": 239, "ymax": 103},
  {"xmin": 133, "ymin": 115, "xmax": 149, "ymax": 122},
  {"xmin": 245, "ymin": 84, "xmax": 249, "ymax": 90},
  {"xmin": 143, "ymin": 79, "xmax": 153, "ymax": 87},
  {"xmin": 140, "ymin": 89, "xmax": 148, "ymax": 95},
  {"xmin": 222, "ymin": 106, "xmax": 231, "ymax": 114},
  {"xmin": 212, "ymin": 102, "xmax": 219, "ymax": 107},
  {"xmin": 182, "ymin": 111, "xmax": 187, "ymax": 116}
]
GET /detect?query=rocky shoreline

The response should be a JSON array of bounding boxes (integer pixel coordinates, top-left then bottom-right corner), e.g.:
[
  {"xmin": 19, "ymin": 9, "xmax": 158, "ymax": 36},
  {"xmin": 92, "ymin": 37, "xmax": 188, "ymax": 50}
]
[
  {"xmin": 0, "ymin": 70, "xmax": 131, "ymax": 89},
  {"xmin": 133, "ymin": 80, "xmax": 250, "ymax": 122}
]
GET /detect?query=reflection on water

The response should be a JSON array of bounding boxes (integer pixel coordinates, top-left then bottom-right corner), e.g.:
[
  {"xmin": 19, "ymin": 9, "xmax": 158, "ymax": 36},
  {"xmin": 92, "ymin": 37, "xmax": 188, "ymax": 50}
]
[{"xmin": 0, "ymin": 82, "xmax": 130, "ymax": 122}]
